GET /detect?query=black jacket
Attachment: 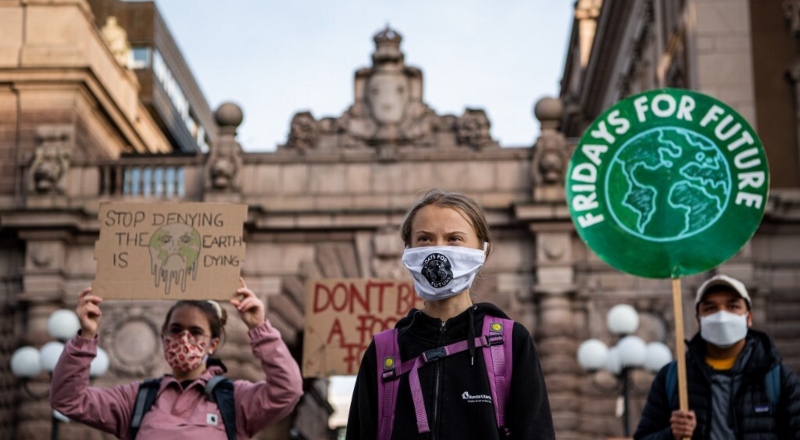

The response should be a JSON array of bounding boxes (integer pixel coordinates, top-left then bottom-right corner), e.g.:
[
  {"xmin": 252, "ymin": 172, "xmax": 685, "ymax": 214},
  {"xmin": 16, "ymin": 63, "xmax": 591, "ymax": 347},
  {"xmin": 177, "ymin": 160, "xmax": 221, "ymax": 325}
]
[
  {"xmin": 345, "ymin": 303, "xmax": 555, "ymax": 440},
  {"xmin": 634, "ymin": 329, "xmax": 800, "ymax": 439}
]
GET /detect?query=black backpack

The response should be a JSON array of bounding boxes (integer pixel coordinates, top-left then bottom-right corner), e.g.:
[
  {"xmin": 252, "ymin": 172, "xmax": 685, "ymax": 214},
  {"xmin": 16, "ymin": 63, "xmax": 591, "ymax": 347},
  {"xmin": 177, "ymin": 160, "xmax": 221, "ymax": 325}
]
[{"xmin": 129, "ymin": 375, "xmax": 236, "ymax": 440}]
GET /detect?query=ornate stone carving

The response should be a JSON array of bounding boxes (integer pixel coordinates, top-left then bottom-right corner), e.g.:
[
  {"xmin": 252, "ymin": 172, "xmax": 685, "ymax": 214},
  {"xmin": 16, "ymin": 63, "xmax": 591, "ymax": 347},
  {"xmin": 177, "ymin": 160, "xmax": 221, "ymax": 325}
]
[
  {"xmin": 336, "ymin": 27, "xmax": 439, "ymax": 147},
  {"xmin": 29, "ymin": 126, "xmax": 72, "ymax": 194},
  {"xmin": 456, "ymin": 109, "xmax": 497, "ymax": 149},
  {"xmin": 279, "ymin": 26, "xmax": 497, "ymax": 151},
  {"xmin": 286, "ymin": 111, "xmax": 319, "ymax": 151},
  {"xmin": 205, "ymin": 103, "xmax": 243, "ymax": 193},
  {"xmin": 532, "ymin": 98, "xmax": 569, "ymax": 201},
  {"xmin": 101, "ymin": 16, "xmax": 131, "ymax": 67}
]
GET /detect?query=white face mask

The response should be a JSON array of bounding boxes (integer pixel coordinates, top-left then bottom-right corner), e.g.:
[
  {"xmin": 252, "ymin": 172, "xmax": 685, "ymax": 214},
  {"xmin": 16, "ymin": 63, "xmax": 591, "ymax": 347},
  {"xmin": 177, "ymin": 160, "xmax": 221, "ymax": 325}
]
[
  {"xmin": 402, "ymin": 245, "xmax": 486, "ymax": 301},
  {"xmin": 700, "ymin": 311, "xmax": 749, "ymax": 348}
]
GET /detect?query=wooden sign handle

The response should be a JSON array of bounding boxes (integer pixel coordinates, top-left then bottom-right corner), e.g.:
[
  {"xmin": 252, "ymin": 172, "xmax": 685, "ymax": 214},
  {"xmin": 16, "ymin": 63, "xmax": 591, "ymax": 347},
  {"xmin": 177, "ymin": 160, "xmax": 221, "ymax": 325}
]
[{"xmin": 672, "ymin": 277, "xmax": 690, "ymax": 440}]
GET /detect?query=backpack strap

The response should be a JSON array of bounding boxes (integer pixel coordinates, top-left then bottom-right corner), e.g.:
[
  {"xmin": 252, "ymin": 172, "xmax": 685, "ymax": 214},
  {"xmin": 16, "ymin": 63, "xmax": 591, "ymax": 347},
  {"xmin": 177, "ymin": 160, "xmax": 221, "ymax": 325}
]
[
  {"xmin": 404, "ymin": 326, "xmax": 509, "ymax": 434},
  {"xmin": 375, "ymin": 329, "xmax": 400, "ymax": 440},
  {"xmin": 764, "ymin": 364, "xmax": 781, "ymax": 406},
  {"xmin": 666, "ymin": 360, "xmax": 678, "ymax": 408},
  {"xmin": 205, "ymin": 376, "xmax": 236, "ymax": 440},
  {"xmin": 129, "ymin": 378, "xmax": 161, "ymax": 440},
  {"xmin": 481, "ymin": 316, "xmax": 514, "ymax": 437}
]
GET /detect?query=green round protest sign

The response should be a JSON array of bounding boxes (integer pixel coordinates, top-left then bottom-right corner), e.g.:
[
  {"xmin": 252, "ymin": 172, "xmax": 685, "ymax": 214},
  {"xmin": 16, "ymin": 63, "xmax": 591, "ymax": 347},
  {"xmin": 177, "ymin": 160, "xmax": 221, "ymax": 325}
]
[{"xmin": 566, "ymin": 89, "xmax": 769, "ymax": 278}]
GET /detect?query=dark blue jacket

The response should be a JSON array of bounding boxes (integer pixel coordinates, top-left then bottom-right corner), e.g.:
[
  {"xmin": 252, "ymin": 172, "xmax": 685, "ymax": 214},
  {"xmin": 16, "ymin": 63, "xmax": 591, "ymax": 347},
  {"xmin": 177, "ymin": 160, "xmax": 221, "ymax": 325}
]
[{"xmin": 634, "ymin": 329, "xmax": 800, "ymax": 439}]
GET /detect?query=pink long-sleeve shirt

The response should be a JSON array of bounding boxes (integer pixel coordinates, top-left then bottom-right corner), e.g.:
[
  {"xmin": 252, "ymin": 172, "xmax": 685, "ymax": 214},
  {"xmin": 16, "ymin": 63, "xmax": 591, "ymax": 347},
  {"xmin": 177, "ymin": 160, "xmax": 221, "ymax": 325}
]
[{"xmin": 51, "ymin": 320, "xmax": 303, "ymax": 440}]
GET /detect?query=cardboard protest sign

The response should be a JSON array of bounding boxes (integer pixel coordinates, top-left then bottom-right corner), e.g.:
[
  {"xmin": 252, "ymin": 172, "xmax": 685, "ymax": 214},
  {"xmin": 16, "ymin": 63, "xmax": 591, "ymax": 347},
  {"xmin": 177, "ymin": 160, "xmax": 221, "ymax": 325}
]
[
  {"xmin": 302, "ymin": 279, "xmax": 424, "ymax": 377},
  {"xmin": 566, "ymin": 89, "xmax": 769, "ymax": 278},
  {"xmin": 92, "ymin": 202, "xmax": 248, "ymax": 300}
]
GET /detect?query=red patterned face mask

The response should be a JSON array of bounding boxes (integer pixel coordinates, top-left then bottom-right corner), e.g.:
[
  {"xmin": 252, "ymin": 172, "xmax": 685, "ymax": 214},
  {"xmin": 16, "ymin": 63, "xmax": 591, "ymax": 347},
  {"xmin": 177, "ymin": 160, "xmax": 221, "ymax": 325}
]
[{"xmin": 163, "ymin": 331, "xmax": 209, "ymax": 373}]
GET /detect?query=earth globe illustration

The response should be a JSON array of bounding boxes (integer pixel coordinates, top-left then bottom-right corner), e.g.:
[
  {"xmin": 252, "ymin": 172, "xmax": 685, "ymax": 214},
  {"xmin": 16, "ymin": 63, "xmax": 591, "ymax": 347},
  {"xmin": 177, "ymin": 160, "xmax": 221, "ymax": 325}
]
[
  {"xmin": 606, "ymin": 127, "xmax": 732, "ymax": 242},
  {"xmin": 149, "ymin": 223, "xmax": 202, "ymax": 294}
]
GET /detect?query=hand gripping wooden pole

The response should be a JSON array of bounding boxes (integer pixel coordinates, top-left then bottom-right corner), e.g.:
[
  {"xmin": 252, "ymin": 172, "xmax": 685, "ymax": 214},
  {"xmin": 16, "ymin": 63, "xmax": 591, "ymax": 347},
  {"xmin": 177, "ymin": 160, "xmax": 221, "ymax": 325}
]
[{"xmin": 672, "ymin": 277, "xmax": 690, "ymax": 440}]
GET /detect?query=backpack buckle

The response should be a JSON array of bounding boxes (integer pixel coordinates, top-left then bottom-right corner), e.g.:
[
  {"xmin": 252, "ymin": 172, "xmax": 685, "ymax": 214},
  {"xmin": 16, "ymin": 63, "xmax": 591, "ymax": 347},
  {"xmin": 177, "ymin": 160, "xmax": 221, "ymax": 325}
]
[
  {"xmin": 423, "ymin": 347, "xmax": 447, "ymax": 363},
  {"xmin": 382, "ymin": 369, "xmax": 398, "ymax": 381},
  {"xmin": 484, "ymin": 333, "xmax": 504, "ymax": 346}
]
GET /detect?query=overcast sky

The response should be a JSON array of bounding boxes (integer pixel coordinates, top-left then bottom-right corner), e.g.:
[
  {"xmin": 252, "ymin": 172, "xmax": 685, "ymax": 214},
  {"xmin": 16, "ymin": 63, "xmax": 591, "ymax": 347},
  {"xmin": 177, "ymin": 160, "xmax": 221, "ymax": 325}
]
[
  {"xmin": 155, "ymin": 0, "xmax": 575, "ymax": 152},
  {"xmin": 151, "ymin": 0, "xmax": 574, "ymax": 407}
]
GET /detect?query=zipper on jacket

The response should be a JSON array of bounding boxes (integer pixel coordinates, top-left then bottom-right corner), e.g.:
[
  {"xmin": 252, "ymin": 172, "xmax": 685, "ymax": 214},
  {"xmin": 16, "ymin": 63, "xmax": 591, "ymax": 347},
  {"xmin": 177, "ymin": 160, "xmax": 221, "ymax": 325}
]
[{"xmin": 431, "ymin": 321, "xmax": 446, "ymax": 440}]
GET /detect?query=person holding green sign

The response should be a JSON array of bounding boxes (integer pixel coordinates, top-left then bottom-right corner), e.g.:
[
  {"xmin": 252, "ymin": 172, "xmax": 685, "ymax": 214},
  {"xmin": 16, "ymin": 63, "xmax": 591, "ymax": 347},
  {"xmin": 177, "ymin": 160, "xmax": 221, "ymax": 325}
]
[{"xmin": 634, "ymin": 275, "xmax": 800, "ymax": 439}]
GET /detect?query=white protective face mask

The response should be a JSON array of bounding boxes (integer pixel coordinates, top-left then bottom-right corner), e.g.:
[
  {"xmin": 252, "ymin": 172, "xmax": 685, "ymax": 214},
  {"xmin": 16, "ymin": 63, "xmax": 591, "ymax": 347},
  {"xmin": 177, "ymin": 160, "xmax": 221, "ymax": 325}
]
[
  {"xmin": 700, "ymin": 310, "xmax": 749, "ymax": 348},
  {"xmin": 401, "ymin": 245, "xmax": 486, "ymax": 301}
]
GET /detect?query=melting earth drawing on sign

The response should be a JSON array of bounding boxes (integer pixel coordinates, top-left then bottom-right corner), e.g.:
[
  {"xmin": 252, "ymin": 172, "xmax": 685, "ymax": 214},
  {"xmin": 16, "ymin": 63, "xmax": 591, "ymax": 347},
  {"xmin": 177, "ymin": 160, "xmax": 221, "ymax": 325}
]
[
  {"xmin": 149, "ymin": 223, "xmax": 201, "ymax": 294},
  {"xmin": 607, "ymin": 127, "xmax": 732, "ymax": 242}
]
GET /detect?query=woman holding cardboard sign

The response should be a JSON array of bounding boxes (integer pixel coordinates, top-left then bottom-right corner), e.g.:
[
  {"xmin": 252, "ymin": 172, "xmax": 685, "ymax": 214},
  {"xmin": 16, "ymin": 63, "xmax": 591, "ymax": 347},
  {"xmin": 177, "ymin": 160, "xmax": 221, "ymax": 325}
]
[
  {"xmin": 50, "ymin": 278, "xmax": 303, "ymax": 440},
  {"xmin": 346, "ymin": 189, "xmax": 555, "ymax": 440}
]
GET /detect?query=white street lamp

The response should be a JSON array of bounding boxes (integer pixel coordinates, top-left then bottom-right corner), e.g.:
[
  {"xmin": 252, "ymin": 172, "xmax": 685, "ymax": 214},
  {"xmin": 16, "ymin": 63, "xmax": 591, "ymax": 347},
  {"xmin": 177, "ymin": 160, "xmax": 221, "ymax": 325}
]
[
  {"xmin": 607, "ymin": 304, "xmax": 640, "ymax": 336},
  {"xmin": 576, "ymin": 304, "xmax": 673, "ymax": 437},
  {"xmin": 644, "ymin": 342, "xmax": 673, "ymax": 373},
  {"xmin": 9, "ymin": 308, "xmax": 108, "ymax": 440},
  {"xmin": 10, "ymin": 346, "xmax": 42, "ymax": 378},
  {"xmin": 47, "ymin": 309, "xmax": 80, "ymax": 341},
  {"xmin": 577, "ymin": 339, "xmax": 608, "ymax": 372},
  {"xmin": 39, "ymin": 341, "xmax": 65, "ymax": 373},
  {"xmin": 617, "ymin": 335, "xmax": 647, "ymax": 368},
  {"xmin": 90, "ymin": 347, "xmax": 110, "ymax": 378},
  {"xmin": 605, "ymin": 346, "xmax": 622, "ymax": 376}
]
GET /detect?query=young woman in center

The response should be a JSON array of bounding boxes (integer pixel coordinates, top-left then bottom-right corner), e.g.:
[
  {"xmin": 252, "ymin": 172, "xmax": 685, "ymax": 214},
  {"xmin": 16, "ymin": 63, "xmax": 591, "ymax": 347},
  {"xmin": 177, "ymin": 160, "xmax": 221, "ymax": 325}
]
[{"xmin": 346, "ymin": 189, "xmax": 555, "ymax": 440}]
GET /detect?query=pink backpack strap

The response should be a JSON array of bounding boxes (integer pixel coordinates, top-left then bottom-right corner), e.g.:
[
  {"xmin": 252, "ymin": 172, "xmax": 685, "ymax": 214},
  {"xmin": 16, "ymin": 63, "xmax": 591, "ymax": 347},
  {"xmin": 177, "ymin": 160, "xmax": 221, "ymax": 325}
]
[
  {"xmin": 374, "ymin": 328, "xmax": 400, "ymax": 440},
  {"xmin": 482, "ymin": 316, "xmax": 514, "ymax": 436}
]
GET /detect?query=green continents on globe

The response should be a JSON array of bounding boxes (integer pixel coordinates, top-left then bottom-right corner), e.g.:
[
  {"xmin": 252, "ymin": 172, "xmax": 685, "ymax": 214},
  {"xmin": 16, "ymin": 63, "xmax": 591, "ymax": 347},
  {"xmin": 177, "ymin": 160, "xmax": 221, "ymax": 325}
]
[{"xmin": 566, "ymin": 89, "xmax": 769, "ymax": 278}]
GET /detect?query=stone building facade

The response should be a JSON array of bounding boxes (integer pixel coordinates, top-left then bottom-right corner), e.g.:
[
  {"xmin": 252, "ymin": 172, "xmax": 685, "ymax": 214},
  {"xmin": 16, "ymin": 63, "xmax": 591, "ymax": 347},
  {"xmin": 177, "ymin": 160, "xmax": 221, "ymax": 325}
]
[{"xmin": 1, "ymin": 2, "xmax": 800, "ymax": 440}]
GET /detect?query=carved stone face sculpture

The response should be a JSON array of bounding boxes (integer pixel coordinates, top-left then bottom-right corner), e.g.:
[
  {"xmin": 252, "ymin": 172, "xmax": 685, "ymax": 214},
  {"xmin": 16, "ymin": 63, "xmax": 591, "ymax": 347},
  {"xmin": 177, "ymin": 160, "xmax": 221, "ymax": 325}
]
[
  {"xmin": 540, "ymin": 150, "xmax": 564, "ymax": 184},
  {"xmin": 210, "ymin": 157, "xmax": 235, "ymax": 189},
  {"xmin": 32, "ymin": 156, "xmax": 62, "ymax": 192},
  {"xmin": 31, "ymin": 146, "xmax": 69, "ymax": 193},
  {"xmin": 457, "ymin": 110, "xmax": 492, "ymax": 149},
  {"xmin": 149, "ymin": 223, "xmax": 201, "ymax": 294},
  {"xmin": 288, "ymin": 112, "xmax": 318, "ymax": 150},
  {"xmin": 367, "ymin": 72, "xmax": 408, "ymax": 124}
]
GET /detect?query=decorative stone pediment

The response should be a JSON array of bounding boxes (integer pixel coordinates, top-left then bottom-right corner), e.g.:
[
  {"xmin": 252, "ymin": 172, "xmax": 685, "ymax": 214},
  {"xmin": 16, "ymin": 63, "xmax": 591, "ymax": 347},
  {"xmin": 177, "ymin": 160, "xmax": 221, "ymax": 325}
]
[{"xmin": 281, "ymin": 26, "xmax": 498, "ymax": 151}]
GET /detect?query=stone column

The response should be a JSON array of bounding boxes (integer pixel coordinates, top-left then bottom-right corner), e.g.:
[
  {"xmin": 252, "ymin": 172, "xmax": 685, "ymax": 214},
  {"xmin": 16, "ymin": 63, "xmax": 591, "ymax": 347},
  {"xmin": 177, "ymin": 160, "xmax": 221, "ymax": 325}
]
[
  {"xmin": 531, "ymin": 229, "xmax": 580, "ymax": 440},
  {"xmin": 524, "ymin": 96, "xmax": 581, "ymax": 438},
  {"xmin": 16, "ymin": 231, "xmax": 71, "ymax": 439}
]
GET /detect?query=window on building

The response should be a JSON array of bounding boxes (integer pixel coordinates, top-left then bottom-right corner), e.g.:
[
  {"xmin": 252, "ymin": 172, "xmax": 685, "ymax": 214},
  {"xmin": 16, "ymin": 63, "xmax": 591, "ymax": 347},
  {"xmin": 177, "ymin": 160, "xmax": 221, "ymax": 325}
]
[
  {"xmin": 153, "ymin": 50, "xmax": 210, "ymax": 152},
  {"xmin": 128, "ymin": 46, "xmax": 151, "ymax": 69}
]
